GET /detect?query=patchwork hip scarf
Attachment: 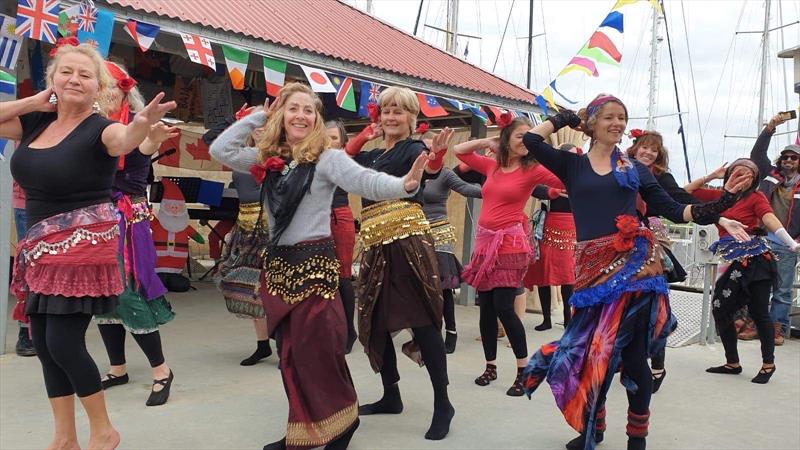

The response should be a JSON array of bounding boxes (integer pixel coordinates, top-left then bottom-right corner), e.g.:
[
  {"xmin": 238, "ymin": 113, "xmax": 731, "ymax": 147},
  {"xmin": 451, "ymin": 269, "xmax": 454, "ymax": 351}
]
[
  {"xmin": 260, "ymin": 239, "xmax": 357, "ymax": 450},
  {"xmin": 461, "ymin": 222, "xmax": 532, "ymax": 291},
  {"xmin": 522, "ymin": 217, "xmax": 676, "ymax": 450},
  {"xmin": 114, "ymin": 193, "xmax": 167, "ymax": 301},
  {"xmin": 12, "ymin": 203, "xmax": 122, "ymax": 322},
  {"xmin": 710, "ymin": 236, "xmax": 776, "ymax": 333}
]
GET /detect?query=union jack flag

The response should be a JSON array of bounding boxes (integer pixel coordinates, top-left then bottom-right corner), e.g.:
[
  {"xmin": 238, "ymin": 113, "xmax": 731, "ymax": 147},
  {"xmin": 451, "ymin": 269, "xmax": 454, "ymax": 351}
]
[
  {"xmin": 15, "ymin": 0, "xmax": 61, "ymax": 44},
  {"xmin": 77, "ymin": 2, "xmax": 97, "ymax": 33}
]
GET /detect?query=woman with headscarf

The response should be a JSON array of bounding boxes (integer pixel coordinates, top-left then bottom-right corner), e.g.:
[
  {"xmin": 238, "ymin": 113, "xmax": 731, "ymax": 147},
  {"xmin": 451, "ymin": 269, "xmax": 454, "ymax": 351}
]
[
  {"xmin": 520, "ymin": 94, "xmax": 751, "ymax": 450},
  {"xmin": 94, "ymin": 61, "xmax": 179, "ymax": 406}
]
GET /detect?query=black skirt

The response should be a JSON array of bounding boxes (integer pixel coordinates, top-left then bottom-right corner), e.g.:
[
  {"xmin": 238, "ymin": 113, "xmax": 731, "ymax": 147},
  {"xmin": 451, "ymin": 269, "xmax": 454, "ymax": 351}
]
[{"xmin": 25, "ymin": 292, "xmax": 118, "ymax": 316}]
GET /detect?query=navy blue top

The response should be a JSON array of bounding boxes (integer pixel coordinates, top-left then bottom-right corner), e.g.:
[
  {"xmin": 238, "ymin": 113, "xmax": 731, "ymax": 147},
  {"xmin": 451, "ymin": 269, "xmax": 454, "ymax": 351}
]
[{"xmin": 522, "ymin": 133, "xmax": 687, "ymax": 241}]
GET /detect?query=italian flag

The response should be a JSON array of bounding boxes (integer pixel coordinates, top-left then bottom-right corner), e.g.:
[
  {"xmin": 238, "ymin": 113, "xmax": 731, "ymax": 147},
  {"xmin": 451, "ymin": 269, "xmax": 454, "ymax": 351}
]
[
  {"xmin": 221, "ymin": 45, "xmax": 249, "ymax": 90},
  {"xmin": 263, "ymin": 56, "xmax": 286, "ymax": 97}
]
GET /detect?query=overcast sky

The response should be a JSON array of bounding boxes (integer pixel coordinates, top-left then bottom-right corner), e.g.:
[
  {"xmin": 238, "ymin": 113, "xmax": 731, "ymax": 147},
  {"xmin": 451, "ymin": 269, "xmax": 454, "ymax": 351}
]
[{"xmin": 344, "ymin": 0, "xmax": 799, "ymax": 183}]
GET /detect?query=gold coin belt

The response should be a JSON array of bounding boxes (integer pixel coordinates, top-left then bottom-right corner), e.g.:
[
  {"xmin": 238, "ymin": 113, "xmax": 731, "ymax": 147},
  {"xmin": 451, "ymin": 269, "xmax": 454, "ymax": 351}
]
[
  {"xmin": 359, "ymin": 200, "xmax": 430, "ymax": 249},
  {"xmin": 237, "ymin": 202, "xmax": 267, "ymax": 232},
  {"xmin": 265, "ymin": 255, "xmax": 340, "ymax": 304},
  {"xmin": 429, "ymin": 220, "xmax": 457, "ymax": 247}
]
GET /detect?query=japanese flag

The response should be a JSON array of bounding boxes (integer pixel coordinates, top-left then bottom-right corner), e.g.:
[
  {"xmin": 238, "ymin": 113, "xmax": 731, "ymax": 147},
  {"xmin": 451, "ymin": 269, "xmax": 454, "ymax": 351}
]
[{"xmin": 299, "ymin": 65, "xmax": 336, "ymax": 93}]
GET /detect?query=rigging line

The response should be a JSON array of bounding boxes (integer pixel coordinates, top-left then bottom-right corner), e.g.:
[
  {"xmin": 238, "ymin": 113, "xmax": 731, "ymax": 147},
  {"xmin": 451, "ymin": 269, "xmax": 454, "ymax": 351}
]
[
  {"xmin": 620, "ymin": 19, "xmax": 648, "ymax": 99},
  {"xmin": 679, "ymin": 0, "xmax": 707, "ymax": 175},
  {"xmin": 540, "ymin": 0, "xmax": 552, "ymax": 84},
  {"xmin": 707, "ymin": 4, "xmax": 746, "ymax": 162},
  {"xmin": 493, "ymin": 0, "xmax": 516, "ymax": 73},
  {"xmin": 476, "ymin": 0, "xmax": 483, "ymax": 67},
  {"xmin": 505, "ymin": 1, "xmax": 527, "ymax": 81},
  {"xmin": 777, "ymin": 0, "xmax": 790, "ymax": 110}
]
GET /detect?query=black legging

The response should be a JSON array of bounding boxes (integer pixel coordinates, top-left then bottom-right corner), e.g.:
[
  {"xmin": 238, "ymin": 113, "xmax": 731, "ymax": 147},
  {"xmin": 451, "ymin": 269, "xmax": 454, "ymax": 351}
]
[
  {"xmin": 622, "ymin": 304, "xmax": 653, "ymax": 414},
  {"xmin": 339, "ymin": 277, "xmax": 357, "ymax": 341},
  {"xmin": 98, "ymin": 323, "xmax": 165, "ymax": 368},
  {"xmin": 378, "ymin": 326, "xmax": 448, "ymax": 390},
  {"xmin": 651, "ymin": 348, "xmax": 665, "ymax": 370},
  {"xmin": 442, "ymin": 289, "xmax": 456, "ymax": 332},
  {"xmin": 29, "ymin": 313, "xmax": 102, "ymax": 398},
  {"xmin": 478, "ymin": 287, "xmax": 527, "ymax": 360},
  {"xmin": 537, "ymin": 285, "xmax": 573, "ymax": 325},
  {"xmin": 718, "ymin": 278, "xmax": 775, "ymax": 365}
]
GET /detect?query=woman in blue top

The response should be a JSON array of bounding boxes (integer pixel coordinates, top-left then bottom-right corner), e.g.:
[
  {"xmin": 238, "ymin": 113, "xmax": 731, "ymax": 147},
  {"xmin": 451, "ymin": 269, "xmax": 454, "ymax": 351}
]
[{"xmin": 520, "ymin": 94, "xmax": 751, "ymax": 450}]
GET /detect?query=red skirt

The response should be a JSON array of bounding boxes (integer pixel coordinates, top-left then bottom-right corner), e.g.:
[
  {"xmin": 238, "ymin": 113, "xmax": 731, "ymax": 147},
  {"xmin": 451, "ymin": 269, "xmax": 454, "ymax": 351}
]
[
  {"xmin": 261, "ymin": 278, "xmax": 358, "ymax": 449},
  {"xmin": 524, "ymin": 212, "xmax": 576, "ymax": 288},
  {"xmin": 330, "ymin": 206, "xmax": 356, "ymax": 278}
]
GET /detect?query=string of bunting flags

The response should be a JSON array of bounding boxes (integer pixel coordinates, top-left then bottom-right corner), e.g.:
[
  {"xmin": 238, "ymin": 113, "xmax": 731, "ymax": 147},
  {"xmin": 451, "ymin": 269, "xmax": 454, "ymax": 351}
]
[{"xmin": 7, "ymin": 0, "xmax": 541, "ymax": 124}]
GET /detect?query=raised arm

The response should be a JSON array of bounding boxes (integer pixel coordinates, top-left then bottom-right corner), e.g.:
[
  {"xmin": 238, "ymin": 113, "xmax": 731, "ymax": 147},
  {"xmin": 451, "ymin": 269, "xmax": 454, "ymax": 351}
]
[
  {"xmin": 750, "ymin": 114, "xmax": 788, "ymax": 179},
  {"xmin": 522, "ymin": 112, "xmax": 579, "ymax": 181},
  {"xmin": 442, "ymin": 167, "xmax": 482, "ymax": 198},
  {"xmin": 0, "ymin": 89, "xmax": 56, "ymax": 140},
  {"xmin": 102, "ymin": 92, "xmax": 176, "ymax": 156},
  {"xmin": 683, "ymin": 163, "xmax": 727, "ymax": 194},
  {"xmin": 345, "ymin": 123, "xmax": 381, "ymax": 156},
  {"xmin": 321, "ymin": 149, "xmax": 424, "ymax": 201},
  {"xmin": 208, "ymin": 111, "xmax": 266, "ymax": 173}
]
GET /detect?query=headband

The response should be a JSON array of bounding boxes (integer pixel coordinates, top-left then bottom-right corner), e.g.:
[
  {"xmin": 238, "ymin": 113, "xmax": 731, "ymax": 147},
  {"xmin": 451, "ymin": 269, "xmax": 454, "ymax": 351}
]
[
  {"xmin": 586, "ymin": 95, "xmax": 628, "ymax": 122},
  {"xmin": 48, "ymin": 36, "xmax": 79, "ymax": 56}
]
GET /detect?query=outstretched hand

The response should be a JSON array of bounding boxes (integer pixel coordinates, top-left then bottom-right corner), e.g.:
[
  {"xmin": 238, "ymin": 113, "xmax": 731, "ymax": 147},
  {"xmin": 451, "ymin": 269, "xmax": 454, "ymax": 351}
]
[
  {"xmin": 430, "ymin": 127, "xmax": 454, "ymax": 153},
  {"xmin": 148, "ymin": 122, "xmax": 180, "ymax": 144},
  {"xmin": 403, "ymin": 151, "xmax": 433, "ymax": 192},
  {"xmin": 134, "ymin": 92, "xmax": 177, "ymax": 127},
  {"xmin": 718, "ymin": 217, "xmax": 750, "ymax": 243}
]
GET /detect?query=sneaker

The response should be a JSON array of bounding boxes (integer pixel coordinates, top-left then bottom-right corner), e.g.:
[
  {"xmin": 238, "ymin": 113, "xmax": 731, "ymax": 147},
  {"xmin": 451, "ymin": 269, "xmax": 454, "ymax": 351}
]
[
  {"xmin": 774, "ymin": 322, "xmax": 785, "ymax": 346},
  {"xmin": 15, "ymin": 330, "xmax": 36, "ymax": 357}
]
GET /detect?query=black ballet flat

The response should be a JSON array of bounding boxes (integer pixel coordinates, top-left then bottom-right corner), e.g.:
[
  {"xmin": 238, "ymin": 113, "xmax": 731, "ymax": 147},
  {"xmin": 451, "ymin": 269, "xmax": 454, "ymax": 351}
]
[
  {"xmin": 651, "ymin": 369, "xmax": 666, "ymax": 393},
  {"xmin": 751, "ymin": 365, "xmax": 776, "ymax": 384},
  {"xmin": 263, "ymin": 437, "xmax": 286, "ymax": 450},
  {"xmin": 706, "ymin": 364, "xmax": 742, "ymax": 375},
  {"xmin": 146, "ymin": 370, "xmax": 174, "ymax": 406},
  {"xmin": 101, "ymin": 373, "xmax": 129, "ymax": 390}
]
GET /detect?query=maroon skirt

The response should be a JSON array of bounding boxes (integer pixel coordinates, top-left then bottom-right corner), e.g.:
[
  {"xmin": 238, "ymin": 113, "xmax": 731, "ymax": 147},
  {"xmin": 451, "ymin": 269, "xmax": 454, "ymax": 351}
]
[
  {"xmin": 524, "ymin": 212, "xmax": 576, "ymax": 288},
  {"xmin": 330, "ymin": 206, "xmax": 356, "ymax": 279}
]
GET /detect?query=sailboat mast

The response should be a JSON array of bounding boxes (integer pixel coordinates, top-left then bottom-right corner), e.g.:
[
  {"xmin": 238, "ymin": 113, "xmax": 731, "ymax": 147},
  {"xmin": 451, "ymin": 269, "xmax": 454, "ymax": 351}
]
[
  {"xmin": 527, "ymin": 0, "xmax": 534, "ymax": 89},
  {"xmin": 646, "ymin": 9, "xmax": 661, "ymax": 129},
  {"xmin": 660, "ymin": 0, "xmax": 692, "ymax": 181},
  {"xmin": 446, "ymin": 0, "xmax": 459, "ymax": 55},
  {"xmin": 757, "ymin": 0, "xmax": 772, "ymax": 131}
]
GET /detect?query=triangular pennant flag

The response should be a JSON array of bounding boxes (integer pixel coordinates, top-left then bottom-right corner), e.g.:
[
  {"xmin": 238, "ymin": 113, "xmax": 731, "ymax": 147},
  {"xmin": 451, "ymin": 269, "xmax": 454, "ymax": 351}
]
[
  {"xmin": 221, "ymin": 44, "xmax": 249, "ymax": 90},
  {"xmin": 180, "ymin": 32, "xmax": 216, "ymax": 69},
  {"xmin": 330, "ymin": 74, "xmax": 356, "ymax": 112},
  {"xmin": 587, "ymin": 31, "xmax": 621, "ymax": 63},
  {"xmin": 600, "ymin": 11, "xmax": 624, "ymax": 33},
  {"xmin": 535, "ymin": 95, "xmax": 549, "ymax": 116},
  {"xmin": 262, "ymin": 56, "xmax": 286, "ymax": 97},
  {"xmin": 577, "ymin": 46, "xmax": 620, "ymax": 67},
  {"xmin": 299, "ymin": 65, "xmax": 336, "ymax": 93},
  {"xmin": 77, "ymin": 7, "xmax": 113, "ymax": 57},
  {"xmin": 124, "ymin": 19, "xmax": 159, "ymax": 52},
  {"xmin": 16, "ymin": 0, "xmax": 61, "ymax": 44},
  {"xmin": 416, "ymin": 93, "xmax": 448, "ymax": 117}
]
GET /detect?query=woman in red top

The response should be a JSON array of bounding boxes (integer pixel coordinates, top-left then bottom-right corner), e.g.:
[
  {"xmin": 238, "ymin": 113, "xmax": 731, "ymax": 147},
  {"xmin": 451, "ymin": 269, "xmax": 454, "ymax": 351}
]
[
  {"xmin": 694, "ymin": 159, "xmax": 799, "ymax": 384},
  {"xmin": 454, "ymin": 116, "xmax": 560, "ymax": 396}
]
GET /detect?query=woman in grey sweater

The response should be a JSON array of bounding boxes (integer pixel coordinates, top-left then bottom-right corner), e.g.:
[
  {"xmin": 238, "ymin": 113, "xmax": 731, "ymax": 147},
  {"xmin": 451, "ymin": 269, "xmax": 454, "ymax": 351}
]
[{"xmin": 210, "ymin": 83, "xmax": 429, "ymax": 450}]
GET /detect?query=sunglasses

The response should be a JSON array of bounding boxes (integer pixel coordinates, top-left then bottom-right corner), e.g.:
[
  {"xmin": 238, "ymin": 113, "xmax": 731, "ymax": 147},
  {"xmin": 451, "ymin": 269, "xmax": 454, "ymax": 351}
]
[{"xmin": 780, "ymin": 154, "xmax": 799, "ymax": 161}]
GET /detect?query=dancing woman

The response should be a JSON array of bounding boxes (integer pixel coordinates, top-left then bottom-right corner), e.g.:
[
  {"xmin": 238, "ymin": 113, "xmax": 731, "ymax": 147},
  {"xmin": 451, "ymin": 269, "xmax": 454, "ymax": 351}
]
[
  {"xmin": 421, "ymin": 155, "xmax": 482, "ymax": 354},
  {"xmin": 3, "ymin": 42, "xmax": 174, "ymax": 450},
  {"xmin": 94, "ymin": 61, "xmax": 178, "ymax": 406},
  {"xmin": 694, "ymin": 160, "xmax": 800, "ymax": 384},
  {"xmin": 324, "ymin": 120, "xmax": 359, "ymax": 353},
  {"xmin": 347, "ymin": 86, "xmax": 455, "ymax": 440},
  {"xmin": 453, "ymin": 115, "xmax": 561, "ymax": 397},
  {"xmin": 524, "ymin": 143, "xmax": 581, "ymax": 332},
  {"xmin": 210, "ymin": 83, "xmax": 430, "ymax": 450},
  {"xmin": 520, "ymin": 94, "xmax": 750, "ymax": 450}
]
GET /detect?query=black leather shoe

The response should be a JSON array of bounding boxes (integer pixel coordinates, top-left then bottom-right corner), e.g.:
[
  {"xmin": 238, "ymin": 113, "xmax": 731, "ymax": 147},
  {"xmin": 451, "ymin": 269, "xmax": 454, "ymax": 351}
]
[
  {"xmin": 146, "ymin": 371, "xmax": 173, "ymax": 406},
  {"xmin": 15, "ymin": 331, "xmax": 36, "ymax": 357},
  {"xmin": 101, "ymin": 373, "xmax": 129, "ymax": 390}
]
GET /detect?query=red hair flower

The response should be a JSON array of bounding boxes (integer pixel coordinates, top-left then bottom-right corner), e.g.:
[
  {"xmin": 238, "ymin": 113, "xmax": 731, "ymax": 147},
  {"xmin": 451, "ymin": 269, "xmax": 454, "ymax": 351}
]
[
  {"xmin": 250, "ymin": 156, "xmax": 287, "ymax": 184},
  {"xmin": 49, "ymin": 36, "xmax": 80, "ymax": 56},
  {"xmin": 496, "ymin": 111, "xmax": 513, "ymax": 129},
  {"xmin": 367, "ymin": 103, "xmax": 380, "ymax": 123},
  {"xmin": 415, "ymin": 122, "xmax": 430, "ymax": 134},
  {"xmin": 117, "ymin": 77, "xmax": 137, "ymax": 93},
  {"xmin": 629, "ymin": 129, "xmax": 645, "ymax": 139}
]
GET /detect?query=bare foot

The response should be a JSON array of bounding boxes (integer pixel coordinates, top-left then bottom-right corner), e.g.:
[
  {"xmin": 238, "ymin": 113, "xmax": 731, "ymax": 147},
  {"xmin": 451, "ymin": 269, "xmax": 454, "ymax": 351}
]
[
  {"xmin": 45, "ymin": 438, "xmax": 81, "ymax": 450},
  {"xmin": 87, "ymin": 429, "xmax": 120, "ymax": 450}
]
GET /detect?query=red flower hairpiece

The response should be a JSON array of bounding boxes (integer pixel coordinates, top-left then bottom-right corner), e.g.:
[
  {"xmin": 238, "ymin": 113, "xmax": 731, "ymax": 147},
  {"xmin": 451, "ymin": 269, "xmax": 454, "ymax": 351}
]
[
  {"xmin": 496, "ymin": 111, "xmax": 513, "ymax": 129},
  {"xmin": 367, "ymin": 103, "xmax": 380, "ymax": 123},
  {"xmin": 629, "ymin": 129, "xmax": 645, "ymax": 139},
  {"xmin": 117, "ymin": 77, "xmax": 137, "ymax": 93},
  {"xmin": 49, "ymin": 36, "xmax": 80, "ymax": 56},
  {"xmin": 415, "ymin": 122, "xmax": 430, "ymax": 134},
  {"xmin": 250, "ymin": 157, "xmax": 286, "ymax": 184}
]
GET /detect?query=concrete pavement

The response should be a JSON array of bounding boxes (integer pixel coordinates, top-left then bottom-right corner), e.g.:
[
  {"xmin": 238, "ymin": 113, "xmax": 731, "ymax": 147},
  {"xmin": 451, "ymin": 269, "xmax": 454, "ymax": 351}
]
[{"xmin": 2, "ymin": 282, "xmax": 798, "ymax": 450}]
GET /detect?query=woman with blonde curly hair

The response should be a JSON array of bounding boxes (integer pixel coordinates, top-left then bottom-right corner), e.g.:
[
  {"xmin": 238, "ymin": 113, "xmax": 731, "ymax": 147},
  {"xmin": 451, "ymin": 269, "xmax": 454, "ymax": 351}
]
[
  {"xmin": 2, "ymin": 40, "xmax": 174, "ymax": 450},
  {"xmin": 210, "ymin": 82, "xmax": 431, "ymax": 450},
  {"xmin": 346, "ymin": 86, "xmax": 456, "ymax": 441}
]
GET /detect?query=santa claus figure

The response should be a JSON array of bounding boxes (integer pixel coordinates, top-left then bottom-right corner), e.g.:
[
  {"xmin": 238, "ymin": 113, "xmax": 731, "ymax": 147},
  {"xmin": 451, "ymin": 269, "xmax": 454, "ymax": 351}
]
[{"xmin": 152, "ymin": 179, "xmax": 205, "ymax": 291}]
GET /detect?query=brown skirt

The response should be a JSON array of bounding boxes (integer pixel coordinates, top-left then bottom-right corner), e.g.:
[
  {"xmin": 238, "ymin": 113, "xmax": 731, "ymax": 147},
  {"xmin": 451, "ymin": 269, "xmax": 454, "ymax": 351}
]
[
  {"xmin": 357, "ymin": 233, "xmax": 443, "ymax": 372},
  {"xmin": 261, "ymin": 278, "xmax": 358, "ymax": 449}
]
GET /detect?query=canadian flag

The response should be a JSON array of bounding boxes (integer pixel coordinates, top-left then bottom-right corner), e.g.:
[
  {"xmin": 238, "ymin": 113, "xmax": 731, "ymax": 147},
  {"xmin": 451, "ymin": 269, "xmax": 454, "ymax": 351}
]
[
  {"xmin": 180, "ymin": 32, "xmax": 215, "ymax": 69},
  {"xmin": 299, "ymin": 64, "xmax": 336, "ymax": 93}
]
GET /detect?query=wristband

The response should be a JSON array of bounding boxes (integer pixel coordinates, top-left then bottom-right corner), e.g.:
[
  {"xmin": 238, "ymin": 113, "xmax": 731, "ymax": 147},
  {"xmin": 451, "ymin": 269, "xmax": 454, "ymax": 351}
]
[{"xmin": 427, "ymin": 148, "xmax": 447, "ymax": 172}]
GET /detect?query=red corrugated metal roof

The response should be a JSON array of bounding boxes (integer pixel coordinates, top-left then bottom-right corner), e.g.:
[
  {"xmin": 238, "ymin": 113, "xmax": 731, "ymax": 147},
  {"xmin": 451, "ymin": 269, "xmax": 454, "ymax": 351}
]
[{"xmin": 106, "ymin": 0, "xmax": 536, "ymax": 104}]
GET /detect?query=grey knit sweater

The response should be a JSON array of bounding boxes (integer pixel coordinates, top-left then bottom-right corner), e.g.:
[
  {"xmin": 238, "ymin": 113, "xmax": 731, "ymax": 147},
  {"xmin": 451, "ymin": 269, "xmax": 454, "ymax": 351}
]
[{"xmin": 209, "ymin": 111, "xmax": 414, "ymax": 245}]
